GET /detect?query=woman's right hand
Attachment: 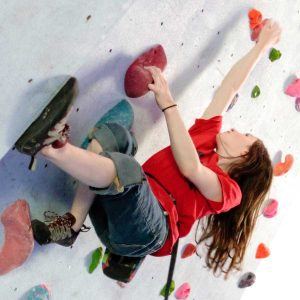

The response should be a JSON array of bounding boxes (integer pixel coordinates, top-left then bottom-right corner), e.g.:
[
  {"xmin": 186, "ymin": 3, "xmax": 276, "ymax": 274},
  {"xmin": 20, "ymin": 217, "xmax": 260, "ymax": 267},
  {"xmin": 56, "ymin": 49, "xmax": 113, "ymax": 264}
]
[
  {"xmin": 257, "ymin": 19, "xmax": 282, "ymax": 49},
  {"xmin": 144, "ymin": 66, "xmax": 175, "ymax": 110}
]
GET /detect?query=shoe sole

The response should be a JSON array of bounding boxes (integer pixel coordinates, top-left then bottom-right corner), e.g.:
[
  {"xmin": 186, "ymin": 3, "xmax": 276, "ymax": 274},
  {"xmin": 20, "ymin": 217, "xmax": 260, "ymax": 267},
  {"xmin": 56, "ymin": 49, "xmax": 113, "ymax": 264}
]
[{"xmin": 15, "ymin": 77, "xmax": 78, "ymax": 156}]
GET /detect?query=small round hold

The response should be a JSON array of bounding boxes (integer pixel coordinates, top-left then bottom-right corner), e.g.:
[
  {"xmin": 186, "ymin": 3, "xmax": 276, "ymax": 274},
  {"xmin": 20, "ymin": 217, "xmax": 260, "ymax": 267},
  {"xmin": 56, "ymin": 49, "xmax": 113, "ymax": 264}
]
[{"xmin": 238, "ymin": 272, "xmax": 256, "ymax": 288}]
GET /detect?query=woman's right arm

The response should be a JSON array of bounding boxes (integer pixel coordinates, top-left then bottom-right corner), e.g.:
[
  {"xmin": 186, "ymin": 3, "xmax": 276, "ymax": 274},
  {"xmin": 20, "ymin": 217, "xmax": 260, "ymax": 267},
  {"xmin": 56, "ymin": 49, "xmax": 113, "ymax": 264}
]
[{"xmin": 201, "ymin": 19, "xmax": 281, "ymax": 120}]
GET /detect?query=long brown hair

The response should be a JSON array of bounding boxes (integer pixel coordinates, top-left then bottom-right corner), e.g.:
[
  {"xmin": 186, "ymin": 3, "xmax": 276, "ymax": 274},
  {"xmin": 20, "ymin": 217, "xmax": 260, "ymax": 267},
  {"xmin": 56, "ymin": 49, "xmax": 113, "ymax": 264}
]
[{"xmin": 195, "ymin": 139, "xmax": 273, "ymax": 279}]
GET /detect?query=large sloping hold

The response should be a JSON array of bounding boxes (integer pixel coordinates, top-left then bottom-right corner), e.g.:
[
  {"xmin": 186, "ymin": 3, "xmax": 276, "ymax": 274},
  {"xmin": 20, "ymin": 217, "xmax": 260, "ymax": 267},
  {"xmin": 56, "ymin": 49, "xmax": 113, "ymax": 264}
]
[
  {"xmin": 0, "ymin": 199, "xmax": 34, "ymax": 275},
  {"xmin": 124, "ymin": 44, "xmax": 167, "ymax": 98}
]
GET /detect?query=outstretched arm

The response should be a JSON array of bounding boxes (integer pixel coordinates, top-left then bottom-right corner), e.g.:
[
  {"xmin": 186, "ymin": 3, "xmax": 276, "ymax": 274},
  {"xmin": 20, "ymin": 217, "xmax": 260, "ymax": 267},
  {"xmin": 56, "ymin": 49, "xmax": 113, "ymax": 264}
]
[{"xmin": 201, "ymin": 19, "xmax": 281, "ymax": 120}]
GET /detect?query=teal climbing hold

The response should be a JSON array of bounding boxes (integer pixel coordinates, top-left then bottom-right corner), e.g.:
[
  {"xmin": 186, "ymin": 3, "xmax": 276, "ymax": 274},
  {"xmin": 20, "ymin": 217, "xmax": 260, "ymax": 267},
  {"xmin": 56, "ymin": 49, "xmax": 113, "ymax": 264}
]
[
  {"xmin": 27, "ymin": 284, "xmax": 50, "ymax": 300},
  {"xmin": 81, "ymin": 99, "xmax": 134, "ymax": 149}
]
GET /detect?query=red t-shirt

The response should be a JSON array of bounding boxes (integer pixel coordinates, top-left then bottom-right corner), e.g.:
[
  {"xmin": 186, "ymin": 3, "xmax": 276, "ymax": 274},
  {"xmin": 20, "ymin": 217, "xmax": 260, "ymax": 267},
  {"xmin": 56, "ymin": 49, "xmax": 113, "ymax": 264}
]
[{"xmin": 142, "ymin": 115, "xmax": 242, "ymax": 256}]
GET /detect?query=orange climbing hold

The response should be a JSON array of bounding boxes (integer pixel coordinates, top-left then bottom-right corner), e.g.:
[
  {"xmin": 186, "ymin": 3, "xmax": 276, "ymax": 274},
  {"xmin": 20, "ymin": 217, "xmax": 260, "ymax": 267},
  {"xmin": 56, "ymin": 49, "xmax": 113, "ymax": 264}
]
[
  {"xmin": 273, "ymin": 154, "xmax": 294, "ymax": 176},
  {"xmin": 248, "ymin": 9, "xmax": 262, "ymax": 30},
  {"xmin": 255, "ymin": 243, "xmax": 270, "ymax": 259},
  {"xmin": 248, "ymin": 9, "xmax": 268, "ymax": 42}
]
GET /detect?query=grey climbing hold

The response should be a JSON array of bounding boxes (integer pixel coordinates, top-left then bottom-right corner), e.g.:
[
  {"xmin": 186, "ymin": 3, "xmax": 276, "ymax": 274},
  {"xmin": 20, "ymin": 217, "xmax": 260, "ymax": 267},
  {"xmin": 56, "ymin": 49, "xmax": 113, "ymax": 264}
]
[{"xmin": 238, "ymin": 272, "xmax": 256, "ymax": 288}]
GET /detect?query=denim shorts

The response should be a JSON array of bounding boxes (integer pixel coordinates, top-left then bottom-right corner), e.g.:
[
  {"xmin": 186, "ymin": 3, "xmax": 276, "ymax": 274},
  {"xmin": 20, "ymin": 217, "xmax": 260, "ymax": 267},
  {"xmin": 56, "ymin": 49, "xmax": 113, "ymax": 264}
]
[{"xmin": 88, "ymin": 151, "xmax": 169, "ymax": 257}]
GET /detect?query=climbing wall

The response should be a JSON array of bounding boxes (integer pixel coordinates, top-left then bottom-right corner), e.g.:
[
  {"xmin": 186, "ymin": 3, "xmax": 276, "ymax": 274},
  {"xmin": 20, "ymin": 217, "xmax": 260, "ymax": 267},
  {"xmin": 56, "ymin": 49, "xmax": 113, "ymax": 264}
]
[{"xmin": 1, "ymin": 0, "xmax": 300, "ymax": 299}]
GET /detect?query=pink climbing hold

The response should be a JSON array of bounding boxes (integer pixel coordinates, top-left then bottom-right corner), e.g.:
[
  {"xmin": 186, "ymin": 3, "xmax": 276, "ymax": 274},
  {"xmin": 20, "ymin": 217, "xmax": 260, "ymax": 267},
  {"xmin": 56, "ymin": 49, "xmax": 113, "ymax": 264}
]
[
  {"xmin": 175, "ymin": 283, "xmax": 191, "ymax": 300},
  {"xmin": 295, "ymin": 98, "xmax": 300, "ymax": 112},
  {"xmin": 285, "ymin": 78, "xmax": 300, "ymax": 98},
  {"xmin": 0, "ymin": 199, "xmax": 34, "ymax": 275},
  {"xmin": 263, "ymin": 199, "xmax": 278, "ymax": 218},
  {"xmin": 124, "ymin": 44, "xmax": 167, "ymax": 98}
]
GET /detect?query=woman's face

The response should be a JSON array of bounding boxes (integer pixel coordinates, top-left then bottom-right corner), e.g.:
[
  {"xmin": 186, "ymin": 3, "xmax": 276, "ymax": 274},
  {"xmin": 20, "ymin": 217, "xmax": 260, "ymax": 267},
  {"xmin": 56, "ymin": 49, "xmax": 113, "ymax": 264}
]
[{"xmin": 216, "ymin": 128, "xmax": 258, "ymax": 158}]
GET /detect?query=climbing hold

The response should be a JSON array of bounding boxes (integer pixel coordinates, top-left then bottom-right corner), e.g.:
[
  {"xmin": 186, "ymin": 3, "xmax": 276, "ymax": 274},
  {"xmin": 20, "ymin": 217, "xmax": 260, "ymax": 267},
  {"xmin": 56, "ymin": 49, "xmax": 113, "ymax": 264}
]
[
  {"xmin": 273, "ymin": 154, "xmax": 294, "ymax": 176},
  {"xmin": 160, "ymin": 280, "xmax": 175, "ymax": 297},
  {"xmin": 175, "ymin": 283, "xmax": 191, "ymax": 299},
  {"xmin": 227, "ymin": 94, "xmax": 239, "ymax": 111},
  {"xmin": 248, "ymin": 8, "xmax": 268, "ymax": 42},
  {"xmin": 124, "ymin": 44, "xmax": 167, "ymax": 98},
  {"xmin": 285, "ymin": 78, "xmax": 300, "ymax": 98},
  {"xmin": 269, "ymin": 48, "xmax": 282, "ymax": 62},
  {"xmin": 255, "ymin": 243, "xmax": 270, "ymax": 259},
  {"xmin": 295, "ymin": 98, "xmax": 300, "ymax": 112},
  {"xmin": 250, "ymin": 18, "xmax": 268, "ymax": 42},
  {"xmin": 181, "ymin": 243, "xmax": 196, "ymax": 258},
  {"xmin": 251, "ymin": 85, "xmax": 260, "ymax": 98},
  {"xmin": 248, "ymin": 9, "xmax": 262, "ymax": 30},
  {"xmin": 238, "ymin": 272, "xmax": 256, "ymax": 288},
  {"xmin": 0, "ymin": 200, "xmax": 34, "ymax": 275},
  {"xmin": 89, "ymin": 247, "xmax": 103, "ymax": 273},
  {"xmin": 263, "ymin": 199, "xmax": 278, "ymax": 218},
  {"xmin": 27, "ymin": 284, "xmax": 50, "ymax": 300}
]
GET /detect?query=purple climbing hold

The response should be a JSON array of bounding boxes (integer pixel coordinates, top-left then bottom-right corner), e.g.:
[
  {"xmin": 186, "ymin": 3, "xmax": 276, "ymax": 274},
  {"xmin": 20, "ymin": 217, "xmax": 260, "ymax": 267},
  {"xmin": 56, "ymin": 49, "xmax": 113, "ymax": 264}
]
[
  {"xmin": 238, "ymin": 272, "xmax": 256, "ymax": 288},
  {"xmin": 227, "ymin": 94, "xmax": 239, "ymax": 112},
  {"xmin": 295, "ymin": 98, "xmax": 300, "ymax": 112}
]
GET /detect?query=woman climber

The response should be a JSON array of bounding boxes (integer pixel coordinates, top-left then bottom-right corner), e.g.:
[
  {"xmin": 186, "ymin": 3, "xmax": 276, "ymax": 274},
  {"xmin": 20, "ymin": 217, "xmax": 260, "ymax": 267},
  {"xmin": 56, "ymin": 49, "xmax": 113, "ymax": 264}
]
[{"xmin": 16, "ymin": 19, "xmax": 281, "ymax": 278}]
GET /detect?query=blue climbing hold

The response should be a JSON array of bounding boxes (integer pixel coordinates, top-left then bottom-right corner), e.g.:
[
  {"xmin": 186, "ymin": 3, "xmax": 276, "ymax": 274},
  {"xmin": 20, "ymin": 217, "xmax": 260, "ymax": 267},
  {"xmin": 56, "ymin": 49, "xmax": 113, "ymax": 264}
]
[{"xmin": 81, "ymin": 99, "xmax": 134, "ymax": 149}]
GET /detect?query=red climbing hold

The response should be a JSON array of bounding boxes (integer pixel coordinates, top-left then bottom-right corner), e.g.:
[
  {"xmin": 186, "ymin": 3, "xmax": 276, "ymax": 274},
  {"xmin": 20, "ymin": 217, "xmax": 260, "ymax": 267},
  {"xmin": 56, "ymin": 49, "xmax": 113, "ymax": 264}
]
[
  {"xmin": 250, "ymin": 19, "xmax": 268, "ymax": 42},
  {"xmin": 255, "ymin": 243, "xmax": 270, "ymax": 259},
  {"xmin": 181, "ymin": 243, "xmax": 196, "ymax": 259},
  {"xmin": 124, "ymin": 44, "xmax": 167, "ymax": 98},
  {"xmin": 0, "ymin": 200, "xmax": 34, "ymax": 275}
]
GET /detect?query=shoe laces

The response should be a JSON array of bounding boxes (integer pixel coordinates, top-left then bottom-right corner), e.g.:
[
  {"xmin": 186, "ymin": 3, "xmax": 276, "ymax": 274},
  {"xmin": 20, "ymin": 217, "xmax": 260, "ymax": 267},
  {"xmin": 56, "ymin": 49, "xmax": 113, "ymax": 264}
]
[
  {"xmin": 43, "ymin": 211, "xmax": 91, "ymax": 241},
  {"xmin": 43, "ymin": 211, "xmax": 73, "ymax": 242},
  {"xmin": 43, "ymin": 123, "xmax": 70, "ymax": 146}
]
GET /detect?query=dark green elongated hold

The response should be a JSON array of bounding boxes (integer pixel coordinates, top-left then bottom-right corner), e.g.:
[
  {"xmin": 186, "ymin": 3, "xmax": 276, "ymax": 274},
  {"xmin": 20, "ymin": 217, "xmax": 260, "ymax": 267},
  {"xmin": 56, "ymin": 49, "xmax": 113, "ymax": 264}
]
[
  {"xmin": 89, "ymin": 247, "xmax": 103, "ymax": 273},
  {"xmin": 251, "ymin": 85, "xmax": 260, "ymax": 98},
  {"xmin": 269, "ymin": 48, "xmax": 282, "ymax": 62},
  {"xmin": 160, "ymin": 280, "xmax": 175, "ymax": 297}
]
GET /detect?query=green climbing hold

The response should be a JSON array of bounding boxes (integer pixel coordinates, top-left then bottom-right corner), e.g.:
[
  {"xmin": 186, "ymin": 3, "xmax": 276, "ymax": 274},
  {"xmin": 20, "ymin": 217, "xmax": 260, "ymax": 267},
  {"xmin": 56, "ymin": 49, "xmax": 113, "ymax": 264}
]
[
  {"xmin": 160, "ymin": 280, "xmax": 175, "ymax": 297},
  {"xmin": 88, "ymin": 247, "xmax": 103, "ymax": 273},
  {"xmin": 251, "ymin": 85, "xmax": 260, "ymax": 98},
  {"xmin": 269, "ymin": 48, "xmax": 282, "ymax": 62}
]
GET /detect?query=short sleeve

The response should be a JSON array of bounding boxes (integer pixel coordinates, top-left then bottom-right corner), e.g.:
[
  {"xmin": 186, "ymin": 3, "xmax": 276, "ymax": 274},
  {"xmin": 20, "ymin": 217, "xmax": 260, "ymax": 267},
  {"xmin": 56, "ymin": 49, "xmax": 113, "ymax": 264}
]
[
  {"xmin": 205, "ymin": 173, "xmax": 242, "ymax": 214},
  {"xmin": 188, "ymin": 116, "xmax": 223, "ymax": 152}
]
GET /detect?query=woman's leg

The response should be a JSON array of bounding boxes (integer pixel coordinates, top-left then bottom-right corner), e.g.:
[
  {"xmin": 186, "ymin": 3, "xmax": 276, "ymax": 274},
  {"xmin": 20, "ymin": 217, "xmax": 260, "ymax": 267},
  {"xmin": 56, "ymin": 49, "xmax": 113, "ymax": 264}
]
[
  {"xmin": 69, "ymin": 182, "xmax": 95, "ymax": 232},
  {"xmin": 69, "ymin": 139, "xmax": 104, "ymax": 232},
  {"xmin": 31, "ymin": 139, "xmax": 110, "ymax": 245},
  {"xmin": 40, "ymin": 140, "xmax": 116, "ymax": 188}
]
